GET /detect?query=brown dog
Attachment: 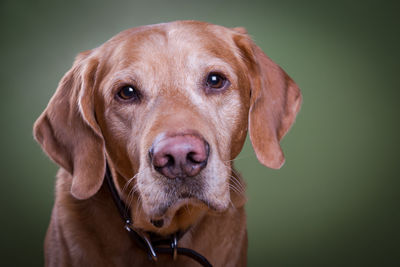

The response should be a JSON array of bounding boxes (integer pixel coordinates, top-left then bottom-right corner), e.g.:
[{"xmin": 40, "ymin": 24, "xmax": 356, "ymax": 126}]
[{"xmin": 34, "ymin": 21, "xmax": 301, "ymax": 266}]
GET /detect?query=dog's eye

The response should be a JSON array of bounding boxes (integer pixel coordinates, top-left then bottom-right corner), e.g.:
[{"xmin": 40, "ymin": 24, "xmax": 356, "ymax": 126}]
[
  {"xmin": 117, "ymin": 85, "xmax": 140, "ymax": 101},
  {"xmin": 205, "ymin": 73, "xmax": 229, "ymax": 94},
  {"xmin": 206, "ymin": 73, "xmax": 226, "ymax": 89}
]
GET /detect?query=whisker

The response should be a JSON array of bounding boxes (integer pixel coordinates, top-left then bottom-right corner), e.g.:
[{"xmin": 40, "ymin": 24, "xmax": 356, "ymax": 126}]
[
  {"xmin": 223, "ymin": 159, "xmax": 244, "ymax": 178},
  {"xmin": 220, "ymin": 161, "xmax": 246, "ymax": 193},
  {"xmin": 122, "ymin": 167, "xmax": 149, "ymax": 195},
  {"xmin": 123, "ymin": 167, "xmax": 152, "ymax": 210},
  {"xmin": 230, "ymin": 168, "xmax": 242, "ymax": 179},
  {"xmin": 230, "ymin": 182, "xmax": 244, "ymax": 196},
  {"xmin": 228, "ymin": 176, "xmax": 245, "ymax": 196},
  {"xmin": 228, "ymin": 195, "xmax": 236, "ymax": 209},
  {"xmin": 230, "ymin": 175, "xmax": 245, "ymax": 192},
  {"xmin": 133, "ymin": 195, "xmax": 143, "ymax": 223},
  {"xmin": 229, "ymin": 183, "xmax": 243, "ymax": 196},
  {"xmin": 223, "ymin": 153, "xmax": 254, "ymax": 163},
  {"xmin": 126, "ymin": 185, "xmax": 138, "ymax": 210},
  {"xmin": 122, "ymin": 173, "xmax": 138, "ymax": 195}
]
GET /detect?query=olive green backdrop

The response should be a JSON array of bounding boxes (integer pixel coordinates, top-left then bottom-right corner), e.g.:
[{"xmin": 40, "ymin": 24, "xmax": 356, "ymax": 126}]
[{"xmin": 1, "ymin": 0, "xmax": 398, "ymax": 266}]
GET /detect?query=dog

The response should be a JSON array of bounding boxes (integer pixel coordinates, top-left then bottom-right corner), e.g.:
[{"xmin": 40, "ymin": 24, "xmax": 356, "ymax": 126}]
[{"xmin": 34, "ymin": 20, "xmax": 301, "ymax": 266}]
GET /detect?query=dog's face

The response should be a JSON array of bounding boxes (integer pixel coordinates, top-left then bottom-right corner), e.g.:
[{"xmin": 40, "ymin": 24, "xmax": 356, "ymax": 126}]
[
  {"xmin": 34, "ymin": 21, "xmax": 301, "ymax": 233},
  {"xmin": 96, "ymin": 23, "xmax": 251, "ymax": 224}
]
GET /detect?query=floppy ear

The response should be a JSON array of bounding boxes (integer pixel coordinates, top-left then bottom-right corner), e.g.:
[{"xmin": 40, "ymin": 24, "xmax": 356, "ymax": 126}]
[
  {"xmin": 233, "ymin": 30, "xmax": 302, "ymax": 169},
  {"xmin": 33, "ymin": 51, "xmax": 105, "ymax": 199}
]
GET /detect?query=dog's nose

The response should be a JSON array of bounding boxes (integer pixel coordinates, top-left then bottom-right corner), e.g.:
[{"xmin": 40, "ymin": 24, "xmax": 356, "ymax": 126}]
[{"xmin": 150, "ymin": 134, "xmax": 209, "ymax": 179}]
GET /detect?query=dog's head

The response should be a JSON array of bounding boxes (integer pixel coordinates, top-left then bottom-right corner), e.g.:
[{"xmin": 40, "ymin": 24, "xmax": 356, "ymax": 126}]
[{"xmin": 34, "ymin": 21, "xmax": 301, "ymax": 233}]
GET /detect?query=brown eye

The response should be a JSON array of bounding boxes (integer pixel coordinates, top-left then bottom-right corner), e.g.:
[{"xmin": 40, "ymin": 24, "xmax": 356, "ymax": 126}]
[
  {"xmin": 117, "ymin": 85, "xmax": 140, "ymax": 101},
  {"xmin": 206, "ymin": 73, "xmax": 226, "ymax": 89}
]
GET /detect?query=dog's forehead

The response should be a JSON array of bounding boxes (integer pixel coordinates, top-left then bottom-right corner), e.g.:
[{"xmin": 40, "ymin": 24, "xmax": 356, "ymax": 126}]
[
  {"xmin": 118, "ymin": 22, "xmax": 231, "ymax": 52},
  {"xmin": 96, "ymin": 22, "xmax": 244, "ymax": 104},
  {"xmin": 104, "ymin": 22, "xmax": 238, "ymax": 74}
]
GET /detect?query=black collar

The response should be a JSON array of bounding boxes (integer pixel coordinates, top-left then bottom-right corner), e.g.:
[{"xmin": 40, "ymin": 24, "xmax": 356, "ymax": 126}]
[{"xmin": 105, "ymin": 163, "xmax": 213, "ymax": 267}]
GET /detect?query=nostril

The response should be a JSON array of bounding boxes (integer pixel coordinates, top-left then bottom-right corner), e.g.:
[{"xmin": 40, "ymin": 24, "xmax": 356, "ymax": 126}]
[
  {"xmin": 187, "ymin": 141, "xmax": 210, "ymax": 164},
  {"xmin": 153, "ymin": 153, "xmax": 174, "ymax": 169},
  {"xmin": 165, "ymin": 154, "xmax": 175, "ymax": 167},
  {"xmin": 186, "ymin": 152, "xmax": 198, "ymax": 163},
  {"xmin": 187, "ymin": 152, "xmax": 206, "ymax": 164}
]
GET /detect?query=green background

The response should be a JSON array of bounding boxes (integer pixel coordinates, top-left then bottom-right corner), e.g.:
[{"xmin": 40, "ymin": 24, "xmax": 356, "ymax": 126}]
[{"xmin": 1, "ymin": 0, "xmax": 399, "ymax": 266}]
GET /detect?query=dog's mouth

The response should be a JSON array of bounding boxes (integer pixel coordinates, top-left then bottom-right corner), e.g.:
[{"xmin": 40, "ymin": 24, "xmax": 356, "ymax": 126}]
[
  {"xmin": 148, "ymin": 195, "xmax": 209, "ymax": 230},
  {"xmin": 136, "ymin": 150, "xmax": 232, "ymax": 232}
]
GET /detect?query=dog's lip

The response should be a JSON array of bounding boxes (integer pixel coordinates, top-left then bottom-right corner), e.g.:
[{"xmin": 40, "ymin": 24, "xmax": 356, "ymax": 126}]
[
  {"xmin": 178, "ymin": 192, "xmax": 196, "ymax": 199},
  {"xmin": 158, "ymin": 197, "xmax": 206, "ymax": 217},
  {"xmin": 150, "ymin": 197, "xmax": 207, "ymax": 227}
]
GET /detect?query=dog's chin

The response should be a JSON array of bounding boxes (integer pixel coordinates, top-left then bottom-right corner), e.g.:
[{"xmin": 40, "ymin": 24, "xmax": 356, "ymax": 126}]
[
  {"xmin": 141, "ymin": 196, "xmax": 227, "ymax": 235},
  {"xmin": 150, "ymin": 198, "xmax": 206, "ymax": 230}
]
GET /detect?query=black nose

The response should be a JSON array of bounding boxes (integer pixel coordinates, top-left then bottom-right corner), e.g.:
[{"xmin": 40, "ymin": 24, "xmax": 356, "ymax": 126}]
[{"xmin": 149, "ymin": 134, "xmax": 209, "ymax": 179}]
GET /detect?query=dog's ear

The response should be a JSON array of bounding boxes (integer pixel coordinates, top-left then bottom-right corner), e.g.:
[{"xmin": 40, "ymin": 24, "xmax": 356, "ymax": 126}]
[
  {"xmin": 233, "ymin": 30, "xmax": 302, "ymax": 169},
  {"xmin": 33, "ymin": 51, "xmax": 105, "ymax": 199}
]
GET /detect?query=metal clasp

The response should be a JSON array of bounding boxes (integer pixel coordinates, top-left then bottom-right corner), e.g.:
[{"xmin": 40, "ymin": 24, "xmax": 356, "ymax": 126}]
[
  {"xmin": 171, "ymin": 233, "xmax": 178, "ymax": 261},
  {"xmin": 125, "ymin": 221, "xmax": 158, "ymax": 262}
]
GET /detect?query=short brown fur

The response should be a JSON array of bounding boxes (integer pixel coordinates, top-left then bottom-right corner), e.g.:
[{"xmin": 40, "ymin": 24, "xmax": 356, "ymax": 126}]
[{"xmin": 34, "ymin": 21, "xmax": 301, "ymax": 266}]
